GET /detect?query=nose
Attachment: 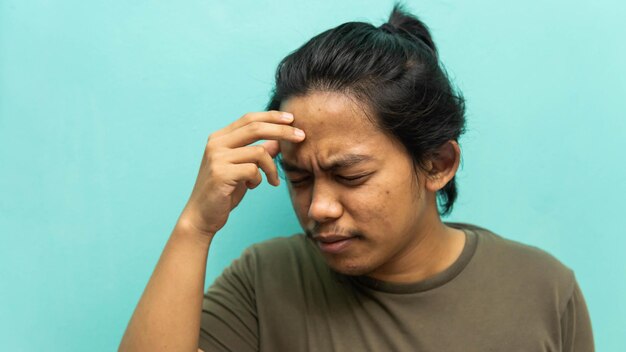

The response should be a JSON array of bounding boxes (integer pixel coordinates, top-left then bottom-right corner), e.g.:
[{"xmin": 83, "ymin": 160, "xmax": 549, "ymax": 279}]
[{"xmin": 307, "ymin": 181, "xmax": 343, "ymax": 223}]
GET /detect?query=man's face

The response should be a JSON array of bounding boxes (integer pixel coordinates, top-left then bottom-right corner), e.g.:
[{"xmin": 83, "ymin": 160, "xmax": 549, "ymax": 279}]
[{"xmin": 279, "ymin": 91, "xmax": 434, "ymax": 277}]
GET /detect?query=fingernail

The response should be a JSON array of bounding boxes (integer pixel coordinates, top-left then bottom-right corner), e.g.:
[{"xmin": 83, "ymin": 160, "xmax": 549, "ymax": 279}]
[
  {"xmin": 281, "ymin": 112, "xmax": 294, "ymax": 121},
  {"xmin": 294, "ymin": 128, "xmax": 305, "ymax": 138}
]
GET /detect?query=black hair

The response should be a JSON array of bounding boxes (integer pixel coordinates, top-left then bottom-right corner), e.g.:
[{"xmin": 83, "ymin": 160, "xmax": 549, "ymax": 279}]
[{"xmin": 266, "ymin": 3, "xmax": 466, "ymax": 216}]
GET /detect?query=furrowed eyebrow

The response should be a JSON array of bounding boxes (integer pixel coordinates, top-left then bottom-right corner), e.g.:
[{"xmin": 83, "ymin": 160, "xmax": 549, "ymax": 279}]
[
  {"xmin": 321, "ymin": 154, "xmax": 374, "ymax": 171},
  {"xmin": 278, "ymin": 154, "xmax": 374, "ymax": 173},
  {"xmin": 278, "ymin": 158, "xmax": 307, "ymax": 173}
]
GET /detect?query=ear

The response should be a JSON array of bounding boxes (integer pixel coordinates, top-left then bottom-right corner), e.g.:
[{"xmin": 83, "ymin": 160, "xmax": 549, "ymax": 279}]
[{"xmin": 424, "ymin": 140, "xmax": 461, "ymax": 192}]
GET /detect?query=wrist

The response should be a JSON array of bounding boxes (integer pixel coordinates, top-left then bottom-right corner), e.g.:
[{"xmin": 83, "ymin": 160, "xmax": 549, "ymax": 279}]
[{"xmin": 173, "ymin": 217, "xmax": 215, "ymax": 248}]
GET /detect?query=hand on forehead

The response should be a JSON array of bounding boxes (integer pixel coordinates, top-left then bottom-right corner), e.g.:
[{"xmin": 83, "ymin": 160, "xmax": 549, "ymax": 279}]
[{"xmin": 278, "ymin": 92, "xmax": 382, "ymax": 162}]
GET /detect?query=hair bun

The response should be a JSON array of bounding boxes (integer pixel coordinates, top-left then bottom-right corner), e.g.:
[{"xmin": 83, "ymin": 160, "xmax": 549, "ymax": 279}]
[{"xmin": 387, "ymin": 3, "xmax": 438, "ymax": 57}]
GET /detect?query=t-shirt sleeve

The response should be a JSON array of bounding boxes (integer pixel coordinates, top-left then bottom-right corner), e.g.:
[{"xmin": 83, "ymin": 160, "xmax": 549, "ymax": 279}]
[
  {"xmin": 198, "ymin": 248, "xmax": 259, "ymax": 352},
  {"xmin": 560, "ymin": 278, "xmax": 594, "ymax": 352}
]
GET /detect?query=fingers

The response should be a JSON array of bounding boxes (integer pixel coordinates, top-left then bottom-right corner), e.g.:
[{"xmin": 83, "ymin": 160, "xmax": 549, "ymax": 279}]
[
  {"xmin": 212, "ymin": 163, "xmax": 261, "ymax": 188},
  {"xmin": 245, "ymin": 168, "xmax": 263, "ymax": 189},
  {"xmin": 212, "ymin": 111, "xmax": 295, "ymax": 139},
  {"xmin": 203, "ymin": 111, "xmax": 297, "ymax": 191},
  {"xmin": 217, "ymin": 121, "xmax": 305, "ymax": 149},
  {"xmin": 226, "ymin": 163, "xmax": 262, "ymax": 189},
  {"xmin": 224, "ymin": 145, "xmax": 280, "ymax": 186},
  {"xmin": 260, "ymin": 140, "xmax": 280, "ymax": 158}
]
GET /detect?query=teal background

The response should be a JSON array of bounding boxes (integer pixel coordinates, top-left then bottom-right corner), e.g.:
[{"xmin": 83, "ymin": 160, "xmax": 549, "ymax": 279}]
[{"xmin": 1, "ymin": 0, "xmax": 624, "ymax": 350}]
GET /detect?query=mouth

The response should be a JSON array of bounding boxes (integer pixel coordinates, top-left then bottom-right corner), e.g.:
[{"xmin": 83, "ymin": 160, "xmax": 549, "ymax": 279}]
[{"xmin": 313, "ymin": 234, "xmax": 357, "ymax": 254}]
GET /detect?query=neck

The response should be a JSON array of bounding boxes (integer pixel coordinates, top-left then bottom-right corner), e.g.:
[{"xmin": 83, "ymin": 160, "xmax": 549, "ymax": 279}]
[{"xmin": 367, "ymin": 211, "xmax": 466, "ymax": 284}]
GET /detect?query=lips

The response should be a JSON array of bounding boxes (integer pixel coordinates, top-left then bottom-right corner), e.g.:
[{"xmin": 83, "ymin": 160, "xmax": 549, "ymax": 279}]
[
  {"xmin": 315, "ymin": 234, "xmax": 353, "ymax": 243},
  {"xmin": 313, "ymin": 234, "xmax": 356, "ymax": 254}
]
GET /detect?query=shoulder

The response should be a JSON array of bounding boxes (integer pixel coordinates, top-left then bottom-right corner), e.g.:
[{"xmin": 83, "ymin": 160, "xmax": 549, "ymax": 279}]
[
  {"xmin": 235, "ymin": 234, "xmax": 322, "ymax": 276},
  {"xmin": 233, "ymin": 234, "xmax": 337, "ymax": 300},
  {"xmin": 450, "ymin": 222, "xmax": 576, "ymax": 310},
  {"xmin": 211, "ymin": 234, "xmax": 315, "ymax": 294},
  {"xmin": 451, "ymin": 222, "xmax": 573, "ymax": 275}
]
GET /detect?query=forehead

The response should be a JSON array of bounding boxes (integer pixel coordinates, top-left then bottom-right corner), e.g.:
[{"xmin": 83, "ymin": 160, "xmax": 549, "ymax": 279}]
[
  {"xmin": 280, "ymin": 92, "xmax": 374, "ymax": 132},
  {"xmin": 279, "ymin": 92, "xmax": 388, "ymax": 161}
]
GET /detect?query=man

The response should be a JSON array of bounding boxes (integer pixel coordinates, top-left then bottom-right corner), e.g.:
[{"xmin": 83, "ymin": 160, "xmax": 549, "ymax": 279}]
[{"xmin": 120, "ymin": 5, "xmax": 593, "ymax": 351}]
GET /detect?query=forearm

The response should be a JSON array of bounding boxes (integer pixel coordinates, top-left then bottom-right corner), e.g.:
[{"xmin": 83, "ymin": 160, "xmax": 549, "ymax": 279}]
[
  {"xmin": 119, "ymin": 220, "xmax": 213, "ymax": 352},
  {"xmin": 118, "ymin": 110, "xmax": 295, "ymax": 351}
]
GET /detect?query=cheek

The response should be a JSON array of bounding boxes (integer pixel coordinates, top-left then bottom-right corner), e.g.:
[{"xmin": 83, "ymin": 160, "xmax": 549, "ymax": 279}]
[
  {"xmin": 352, "ymin": 175, "xmax": 420, "ymax": 235},
  {"xmin": 288, "ymin": 188, "xmax": 311, "ymax": 220},
  {"xmin": 347, "ymin": 186, "xmax": 395, "ymax": 230}
]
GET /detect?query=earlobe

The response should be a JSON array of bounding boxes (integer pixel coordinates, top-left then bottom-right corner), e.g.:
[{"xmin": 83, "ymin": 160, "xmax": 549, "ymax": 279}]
[{"xmin": 425, "ymin": 140, "xmax": 461, "ymax": 192}]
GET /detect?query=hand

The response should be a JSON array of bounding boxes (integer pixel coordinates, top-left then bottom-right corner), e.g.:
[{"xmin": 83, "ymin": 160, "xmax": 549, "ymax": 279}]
[{"xmin": 178, "ymin": 111, "xmax": 305, "ymax": 238}]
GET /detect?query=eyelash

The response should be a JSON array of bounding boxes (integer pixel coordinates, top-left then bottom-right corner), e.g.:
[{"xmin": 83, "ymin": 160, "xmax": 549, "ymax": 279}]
[
  {"xmin": 289, "ymin": 174, "xmax": 368, "ymax": 186},
  {"xmin": 288, "ymin": 178, "xmax": 309, "ymax": 186},
  {"xmin": 338, "ymin": 175, "xmax": 367, "ymax": 182}
]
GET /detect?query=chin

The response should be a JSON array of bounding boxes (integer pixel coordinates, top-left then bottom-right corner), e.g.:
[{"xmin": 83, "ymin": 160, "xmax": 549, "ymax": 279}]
[{"xmin": 325, "ymin": 258, "xmax": 375, "ymax": 277}]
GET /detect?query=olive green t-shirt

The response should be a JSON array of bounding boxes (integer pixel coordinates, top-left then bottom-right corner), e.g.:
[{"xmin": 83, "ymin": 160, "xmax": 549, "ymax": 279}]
[{"xmin": 199, "ymin": 222, "xmax": 594, "ymax": 351}]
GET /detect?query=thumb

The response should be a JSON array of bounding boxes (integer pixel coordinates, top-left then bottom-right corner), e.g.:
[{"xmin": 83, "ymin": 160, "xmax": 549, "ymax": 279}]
[{"xmin": 260, "ymin": 140, "xmax": 280, "ymax": 158}]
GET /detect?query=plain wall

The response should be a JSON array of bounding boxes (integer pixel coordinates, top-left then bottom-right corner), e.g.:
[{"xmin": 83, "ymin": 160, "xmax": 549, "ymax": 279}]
[{"xmin": 1, "ymin": 0, "xmax": 624, "ymax": 350}]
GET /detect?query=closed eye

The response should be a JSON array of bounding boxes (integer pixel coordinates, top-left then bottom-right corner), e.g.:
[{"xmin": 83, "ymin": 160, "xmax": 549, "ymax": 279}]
[
  {"xmin": 336, "ymin": 174, "xmax": 372, "ymax": 185},
  {"xmin": 288, "ymin": 176, "xmax": 311, "ymax": 186},
  {"xmin": 337, "ymin": 175, "xmax": 365, "ymax": 181},
  {"xmin": 287, "ymin": 173, "xmax": 373, "ymax": 187}
]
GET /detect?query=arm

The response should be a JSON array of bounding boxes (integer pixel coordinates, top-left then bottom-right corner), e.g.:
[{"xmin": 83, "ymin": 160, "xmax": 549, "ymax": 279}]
[
  {"xmin": 118, "ymin": 111, "xmax": 305, "ymax": 351},
  {"xmin": 118, "ymin": 220, "xmax": 213, "ymax": 351}
]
